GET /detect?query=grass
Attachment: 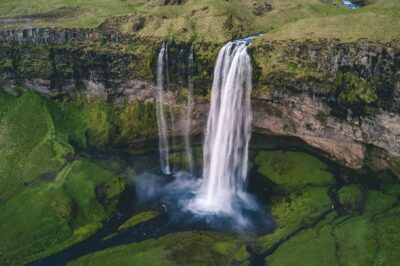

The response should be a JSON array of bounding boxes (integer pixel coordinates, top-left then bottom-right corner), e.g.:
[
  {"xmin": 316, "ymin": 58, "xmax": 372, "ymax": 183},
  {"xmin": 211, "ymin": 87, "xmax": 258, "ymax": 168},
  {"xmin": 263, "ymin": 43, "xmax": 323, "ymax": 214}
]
[
  {"xmin": 53, "ymin": 96, "xmax": 158, "ymax": 148},
  {"xmin": 0, "ymin": 91, "xmax": 126, "ymax": 265},
  {"xmin": 253, "ymin": 150, "xmax": 400, "ymax": 266},
  {"xmin": 255, "ymin": 151, "xmax": 335, "ymax": 190},
  {"xmin": 254, "ymin": 151, "xmax": 333, "ymax": 253},
  {"xmin": 338, "ymin": 184, "xmax": 363, "ymax": 211},
  {"xmin": 118, "ymin": 211, "xmax": 160, "ymax": 230},
  {"xmin": 262, "ymin": 191, "xmax": 400, "ymax": 266},
  {"xmin": 0, "ymin": 160, "xmax": 125, "ymax": 265},
  {"xmin": 268, "ymin": 217, "xmax": 338, "ymax": 266},
  {"xmin": 255, "ymin": 175, "xmax": 400, "ymax": 266},
  {"xmin": 67, "ymin": 231, "xmax": 245, "ymax": 266},
  {"xmin": 0, "ymin": 90, "xmax": 71, "ymax": 200},
  {"xmin": 0, "ymin": 0, "xmax": 399, "ymax": 42}
]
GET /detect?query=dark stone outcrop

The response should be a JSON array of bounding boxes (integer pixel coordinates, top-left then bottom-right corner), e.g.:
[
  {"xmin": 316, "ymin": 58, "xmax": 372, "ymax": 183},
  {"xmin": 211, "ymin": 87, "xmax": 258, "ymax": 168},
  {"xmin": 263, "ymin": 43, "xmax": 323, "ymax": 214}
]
[{"xmin": 0, "ymin": 28, "xmax": 132, "ymax": 44}]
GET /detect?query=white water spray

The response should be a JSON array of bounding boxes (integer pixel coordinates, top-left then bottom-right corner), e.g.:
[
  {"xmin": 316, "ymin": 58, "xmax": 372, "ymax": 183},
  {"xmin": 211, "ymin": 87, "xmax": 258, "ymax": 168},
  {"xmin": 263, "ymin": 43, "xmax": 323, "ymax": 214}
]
[
  {"xmin": 191, "ymin": 40, "xmax": 253, "ymax": 214},
  {"xmin": 156, "ymin": 43, "xmax": 171, "ymax": 174},
  {"xmin": 183, "ymin": 45, "xmax": 194, "ymax": 173}
]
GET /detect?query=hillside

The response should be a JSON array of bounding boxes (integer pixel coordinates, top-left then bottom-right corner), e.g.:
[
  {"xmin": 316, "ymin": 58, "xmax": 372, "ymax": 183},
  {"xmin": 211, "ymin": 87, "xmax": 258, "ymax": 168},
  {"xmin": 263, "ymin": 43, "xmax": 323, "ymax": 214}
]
[{"xmin": 0, "ymin": 0, "xmax": 399, "ymax": 42}]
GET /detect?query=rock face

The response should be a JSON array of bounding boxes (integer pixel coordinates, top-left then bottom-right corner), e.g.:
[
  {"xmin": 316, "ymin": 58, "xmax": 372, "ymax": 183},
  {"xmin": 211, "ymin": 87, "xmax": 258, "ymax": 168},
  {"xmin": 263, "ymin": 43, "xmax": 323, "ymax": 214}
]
[
  {"xmin": 252, "ymin": 40, "xmax": 400, "ymax": 173},
  {"xmin": 253, "ymin": 91, "xmax": 400, "ymax": 170},
  {"xmin": 0, "ymin": 28, "xmax": 132, "ymax": 44},
  {"xmin": 0, "ymin": 30, "xmax": 399, "ymax": 175}
]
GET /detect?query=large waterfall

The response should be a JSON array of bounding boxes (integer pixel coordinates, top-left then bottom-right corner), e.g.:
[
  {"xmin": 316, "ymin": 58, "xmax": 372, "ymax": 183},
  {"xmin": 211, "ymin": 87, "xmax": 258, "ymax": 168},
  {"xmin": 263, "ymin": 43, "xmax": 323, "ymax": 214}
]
[
  {"xmin": 156, "ymin": 43, "xmax": 171, "ymax": 174},
  {"xmin": 191, "ymin": 40, "xmax": 253, "ymax": 214}
]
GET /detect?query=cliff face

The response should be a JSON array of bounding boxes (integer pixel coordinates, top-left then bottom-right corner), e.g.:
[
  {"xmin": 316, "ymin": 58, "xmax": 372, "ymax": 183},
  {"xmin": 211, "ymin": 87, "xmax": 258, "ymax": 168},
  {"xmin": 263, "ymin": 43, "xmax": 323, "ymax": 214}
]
[
  {"xmin": 252, "ymin": 41, "xmax": 400, "ymax": 174},
  {"xmin": 0, "ymin": 29, "xmax": 399, "ymax": 176}
]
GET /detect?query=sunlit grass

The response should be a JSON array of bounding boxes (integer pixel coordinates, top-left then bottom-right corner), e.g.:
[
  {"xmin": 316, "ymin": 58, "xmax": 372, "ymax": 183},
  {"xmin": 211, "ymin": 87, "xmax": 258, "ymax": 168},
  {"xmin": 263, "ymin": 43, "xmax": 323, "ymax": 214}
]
[{"xmin": 0, "ymin": 0, "xmax": 398, "ymax": 42}]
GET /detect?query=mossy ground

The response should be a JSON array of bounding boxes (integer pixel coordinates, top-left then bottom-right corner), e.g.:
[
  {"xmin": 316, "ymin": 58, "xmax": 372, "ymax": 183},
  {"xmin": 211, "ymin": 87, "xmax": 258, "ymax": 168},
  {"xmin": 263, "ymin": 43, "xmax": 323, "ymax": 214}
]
[
  {"xmin": 0, "ymin": 90, "xmax": 126, "ymax": 265},
  {"xmin": 118, "ymin": 211, "xmax": 160, "ymax": 230},
  {"xmin": 256, "ymin": 151, "xmax": 335, "ymax": 190},
  {"xmin": 53, "ymin": 95, "xmax": 158, "ymax": 148},
  {"xmin": 68, "ymin": 231, "xmax": 245, "ymax": 266},
  {"xmin": 252, "ymin": 150, "xmax": 400, "ymax": 266}
]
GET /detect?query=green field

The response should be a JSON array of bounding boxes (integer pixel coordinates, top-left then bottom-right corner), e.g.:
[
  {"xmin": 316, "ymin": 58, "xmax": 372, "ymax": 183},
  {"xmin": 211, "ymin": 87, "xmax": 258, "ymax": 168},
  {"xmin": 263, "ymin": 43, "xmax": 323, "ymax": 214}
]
[{"xmin": 0, "ymin": 0, "xmax": 399, "ymax": 42}]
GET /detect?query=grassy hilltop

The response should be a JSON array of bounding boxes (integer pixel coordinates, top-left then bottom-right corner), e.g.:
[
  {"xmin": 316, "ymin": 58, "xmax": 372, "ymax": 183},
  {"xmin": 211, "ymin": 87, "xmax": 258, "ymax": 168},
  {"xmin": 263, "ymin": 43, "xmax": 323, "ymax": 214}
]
[{"xmin": 0, "ymin": 0, "xmax": 399, "ymax": 42}]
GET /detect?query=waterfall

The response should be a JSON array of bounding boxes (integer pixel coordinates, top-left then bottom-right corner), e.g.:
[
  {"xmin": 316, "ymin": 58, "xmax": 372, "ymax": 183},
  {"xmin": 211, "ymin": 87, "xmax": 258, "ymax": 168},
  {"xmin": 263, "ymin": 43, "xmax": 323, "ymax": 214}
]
[
  {"xmin": 156, "ymin": 43, "xmax": 171, "ymax": 174},
  {"xmin": 191, "ymin": 40, "xmax": 253, "ymax": 214},
  {"xmin": 183, "ymin": 45, "xmax": 194, "ymax": 173}
]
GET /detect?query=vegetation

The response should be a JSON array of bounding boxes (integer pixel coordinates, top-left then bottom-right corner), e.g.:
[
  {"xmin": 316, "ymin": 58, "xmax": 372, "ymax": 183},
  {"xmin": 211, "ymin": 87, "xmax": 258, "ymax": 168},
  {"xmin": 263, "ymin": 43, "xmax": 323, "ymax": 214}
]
[
  {"xmin": 118, "ymin": 211, "xmax": 160, "ymax": 230},
  {"xmin": 256, "ymin": 151, "xmax": 335, "ymax": 190},
  {"xmin": 68, "ymin": 231, "xmax": 245, "ymax": 266},
  {"xmin": 0, "ymin": 0, "xmax": 399, "ymax": 264},
  {"xmin": 0, "ymin": 0, "xmax": 399, "ymax": 42},
  {"xmin": 335, "ymin": 72, "xmax": 378, "ymax": 105},
  {"xmin": 253, "ymin": 150, "xmax": 400, "ymax": 266},
  {"xmin": 0, "ymin": 90, "xmax": 126, "ymax": 265},
  {"xmin": 338, "ymin": 184, "xmax": 363, "ymax": 212}
]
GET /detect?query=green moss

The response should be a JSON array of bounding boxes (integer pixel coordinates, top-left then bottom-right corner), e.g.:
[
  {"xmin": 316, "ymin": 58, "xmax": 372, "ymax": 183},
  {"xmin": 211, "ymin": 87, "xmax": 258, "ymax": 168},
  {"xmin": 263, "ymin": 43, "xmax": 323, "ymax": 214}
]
[
  {"xmin": 272, "ymin": 188, "xmax": 332, "ymax": 229},
  {"xmin": 68, "ymin": 231, "xmax": 244, "ymax": 266},
  {"xmin": 385, "ymin": 184, "xmax": 400, "ymax": 197},
  {"xmin": 119, "ymin": 211, "xmax": 160, "ymax": 230},
  {"xmin": 251, "ymin": 45, "xmax": 327, "ymax": 91},
  {"xmin": 92, "ymin": 157, "xmax": 127, "ymax": 174},
  {"xmin": 259, "ymin": 186, "xmax": 400, "ymax": 266},
  {"xmin": 268, "ymin": 221, "xmax": 337, "ymax": 266},
  {"xmin": 364, "ymin": 190, "xmax": 397, "ymax": 214},
  {"xmin": 338, "ymin": 185, "xmax": 363, "ymax": 212},
  {"xmin": 0, "ymin": 91, "xmax": 72, "ymax": 199},
  {"xmin": 255, "ymin": 151, "xmax": 334, "ymax": 190},
  {"xmin": 57, "ymin": 99, "xmax": 113, "ymax": 148},
  {"xmin": 0, "ymin": 159, "xmax": 125, "ymax": 265},
  {"xmin": 333, "ymin": 216, "xmax": 377, "ymax": 266},
  {"xmin": 125, "ymin": 40, "xmax": 157, "ymax": 80},
  {"xmin": 374, "ymin": 208, "xmax": 400, "ymax": 265},
  {"xmin": 335, "ymin": 72, "xmax": 378, "ymax": 105},
  {"xmin": 14, "ymin": 45, "xmax": 52, "ymax": 80},
  {"xmin": 257, "ymin": 187, "xmax": 332, "ymax": 251},
  {"xmin": 114, "ymin": 101, "xmax": 158, "ymax": 144},
  {"xmin": 0, "ymin": 91, "xmax": 126, "ymax": 265},
  {"xmin": 56, "ymin": 160, "xmax": 125, "ymax": 228}
]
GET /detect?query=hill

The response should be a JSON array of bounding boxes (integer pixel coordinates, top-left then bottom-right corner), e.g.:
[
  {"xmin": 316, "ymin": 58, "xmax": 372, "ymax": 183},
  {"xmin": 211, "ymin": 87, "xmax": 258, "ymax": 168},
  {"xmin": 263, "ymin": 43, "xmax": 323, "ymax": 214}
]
[{"xmin": 0, "ymin": 0, "xmax": 399, "ymax": 42}]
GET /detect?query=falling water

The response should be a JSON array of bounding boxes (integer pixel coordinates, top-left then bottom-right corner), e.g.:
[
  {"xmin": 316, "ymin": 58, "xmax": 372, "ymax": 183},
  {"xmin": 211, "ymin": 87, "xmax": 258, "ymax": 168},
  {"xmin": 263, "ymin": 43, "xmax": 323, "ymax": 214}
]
[
  {"xmin": 156, "ymin": 43, "xmax": 171, "ymax": 174},
  {"xmin": 191, "ymin": 40, "xmax": 253, "ymax": 214},
  {"xmin": 183, "ymin": 45, "xmax": 195, "ymax": 173}
]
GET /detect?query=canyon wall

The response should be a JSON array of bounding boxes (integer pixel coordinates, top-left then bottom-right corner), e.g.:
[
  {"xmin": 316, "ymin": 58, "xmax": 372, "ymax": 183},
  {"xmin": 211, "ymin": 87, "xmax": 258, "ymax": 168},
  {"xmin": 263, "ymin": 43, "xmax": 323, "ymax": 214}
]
[{"xmin": 251, "ymin": 41, "xmax": 400, "ymax": 174}]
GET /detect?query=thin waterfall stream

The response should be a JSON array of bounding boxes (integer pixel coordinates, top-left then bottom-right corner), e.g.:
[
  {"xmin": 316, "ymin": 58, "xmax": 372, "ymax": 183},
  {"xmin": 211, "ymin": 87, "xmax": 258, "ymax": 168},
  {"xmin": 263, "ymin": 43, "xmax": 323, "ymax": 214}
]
[
  {"xmin": 156, "ymin": 42, "xmax": 171, "ymax": 174},
  {"xmin": 183, "ymin": 44, "xmax": 194, "ymax": 173}
]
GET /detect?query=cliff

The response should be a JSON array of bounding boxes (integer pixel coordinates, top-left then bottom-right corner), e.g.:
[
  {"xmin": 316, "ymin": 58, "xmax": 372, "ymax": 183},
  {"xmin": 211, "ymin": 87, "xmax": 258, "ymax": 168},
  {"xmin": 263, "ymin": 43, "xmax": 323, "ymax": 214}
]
[{"xmin": 0, "ymin": 28, "xmax": 399, "ymax": 177}]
